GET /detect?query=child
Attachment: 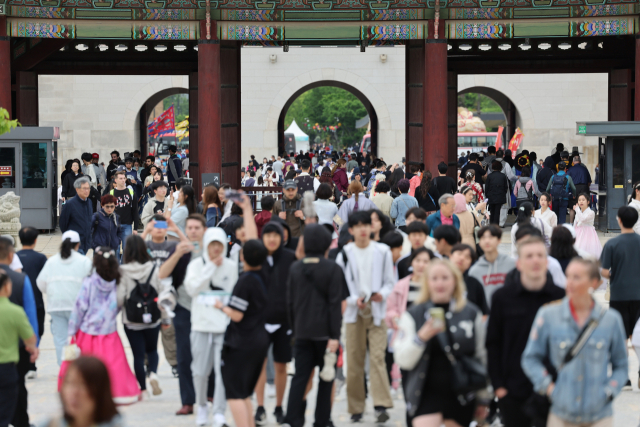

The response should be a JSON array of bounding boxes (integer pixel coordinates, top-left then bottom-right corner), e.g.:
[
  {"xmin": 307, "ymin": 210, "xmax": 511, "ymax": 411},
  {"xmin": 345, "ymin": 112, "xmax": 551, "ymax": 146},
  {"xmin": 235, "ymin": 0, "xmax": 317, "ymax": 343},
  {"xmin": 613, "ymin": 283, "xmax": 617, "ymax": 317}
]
[
  {"xmin": 573, "ymin": 192, "xmax": 602, "ymax": 260},
  {"xmin": 91, "ymin": 195, "xmax": 123, "ymax": 253},
  {"xmin": 216, "ymin": 240, "xmax": 269, "ymax": 427},
  {"xmin": 61, "ymin": 247, "xmax": 140, "ymax": 404},
  {"xmin": 255, "ymin": 195, "xmax": 274, "ymax": 238},
  {"xmin": 185, "ymin": 228, "xmax": 239, "ymax": 426}
]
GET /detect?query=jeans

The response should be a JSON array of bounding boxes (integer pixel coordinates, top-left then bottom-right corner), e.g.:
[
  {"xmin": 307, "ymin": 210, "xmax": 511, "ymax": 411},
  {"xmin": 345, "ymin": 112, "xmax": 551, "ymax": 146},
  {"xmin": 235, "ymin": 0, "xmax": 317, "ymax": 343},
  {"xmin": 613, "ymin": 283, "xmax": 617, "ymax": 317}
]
[
  {"xmin": 174, "ymin": 304, "xmax": 196, "ymax": 406},
  {"xmin": 283, "ymin": 340, "xmax": 334, "ymax": 427},
  {"xmin": 0, "ymin": 363, "xmax": 18, "ymax": 427},
  {"xmin": 50, "ymin": 311, "xmax": 72, "ymax": 366},
  {"xmin": 119, "ymin": 223, "xmax": 133, "ymax": 260},
  {"xmin": 553, "ymin": 199, "xmax": 569, "ymax": 224},
  {"xmin": 124, "ymin": 325, "xmax": 160, "ymax": 391}
]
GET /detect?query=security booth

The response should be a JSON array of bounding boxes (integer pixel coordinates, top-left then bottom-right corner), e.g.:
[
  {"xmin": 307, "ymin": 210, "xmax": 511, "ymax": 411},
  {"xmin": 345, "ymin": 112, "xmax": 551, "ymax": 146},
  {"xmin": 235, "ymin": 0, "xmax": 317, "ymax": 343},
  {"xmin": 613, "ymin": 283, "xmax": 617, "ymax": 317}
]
[
  {"xmin": 576, "ymin": 121, "xmax": 640, "ymax": 233},
  {"xmin": 0, "ymin": 127, "xmax": 59, "ymax": 230}
]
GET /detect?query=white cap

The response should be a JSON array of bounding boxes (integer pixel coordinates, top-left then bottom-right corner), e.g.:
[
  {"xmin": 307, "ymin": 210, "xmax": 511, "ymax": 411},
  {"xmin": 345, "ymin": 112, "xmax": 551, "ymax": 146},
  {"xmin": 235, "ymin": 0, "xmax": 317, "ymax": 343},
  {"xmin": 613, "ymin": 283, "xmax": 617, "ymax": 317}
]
[{"xmin": 61, "ymin": 230, "xmax": 81, "ymax": 243}]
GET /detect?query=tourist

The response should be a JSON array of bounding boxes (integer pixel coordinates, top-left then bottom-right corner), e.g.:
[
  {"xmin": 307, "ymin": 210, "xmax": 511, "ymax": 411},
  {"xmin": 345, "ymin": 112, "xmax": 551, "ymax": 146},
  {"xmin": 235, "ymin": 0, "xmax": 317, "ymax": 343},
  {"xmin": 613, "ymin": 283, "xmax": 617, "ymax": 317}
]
[
  {"xmin": 347, "ymin": 153, "xmax": 359, "ymax": 172},
  {"xmin": 80, "ymin": 153, "xmax": 99, "ymax": 190},
  {"xmin": 166, "ymin": 184, "xmax": 197, "ymax": 240},
  {"xmin": 110, "ymin": 170, "xmax": 139, "ymax": 256},
  {"xmin": 218, "ymin": 240, "xmax": 270, "ymax": 427},
  {"xmin": 295, "ymin": 159, "xmax": 320, "ymax": 194},
  {"xmin": 482, "ymin": 146, "xmax": 497, "ymax": 169},
  {"xmin": 253, "ymin": 222, "xmax": 297, "ymax": 425},
  {"xmin": 388, "ymin": 168, "xmax": 405, "ymax": 196},
  {"xmin": 487, "ymin": 235, "xmax": 565, "ymax": 427},
  {"xmin": 432, "ymin": 162, "xmax": 457, "ymax": 197},
  {"xmin": 534, "ymin": 192, "xmax": 557, "ymax": 228},
  {"xmin": 629, "ymin": 182, "xmax": 640, "ymax": 234},
  {"xmin": 255, "ymin": 195, "xmax": 274, "ymax": 237},
  {"xmin": 452, "ymin": 193, "xmax": 480, "ymax": 248},
  {"xmin": 184, "ymin": 227, "xmax": 239, "ymax": 427},
  {"xmin": 394, "ymin": 258, "xmax": 488, "ymax": 427},
  {"xmin": 117, "ymin": 235, "xmax": 165, "ymax": 398},
  {"xmin": 166, "ymin": 145, "xmax": 184, "ymax": 186},
  {"xmin": 16, "ymin": 227, "xmax": 47, "ymax": 378},
  {"xmin": 536, "ymin": 156, "xmax": 556, "ymax": 195},
  {"xmin": 426, "ymin": 194, "xmax": 460, "ymax": 237},
  {"xmin": 390, "ymin": 179, "xmax": 419, "ymax": 232},
  {"xmin": 510, "ymin": 202, "xmax": 553, "ymax": 257},
  {"xmin": 201, "ymin": 185, "xmax": 223, "ymax": 228},
  {"xmin": 483, "ymin": 160, "xmax": 508, "ymax": 225},
  {"xmin": 0, "ymin": 266, "xmax": 38, "ymax": 427},
  {"xmin": 272, "ymin": 180, "xmax": 306, "ymax": 238},
  {"xmin": 370, "ymin": 209, "xmax": 394, "ymax": 243},
  {"xmin": 432, "ymin": 225, "xmax": 460, "ymax": 259},
  {"xmin": 313, "ymin": 183, "xmax": 338, "ymax": 232},
  {"xmin": 460, "ymin": 169, "xmax": 485, "ymax": 204},
  {"xmin": 522, "ymin": 258, "xmax": 628, "ymax": 427},
  {"xmin": 547, "ymin": 161, "xmax": 576, "ymax": 224},
  {"xmin": 91, "ymin": 195, "xmax": 123, "ymax": 253},
  {"xmin": 450, "ymin": 244, "xmax": 489, "ymax": 314},
  {"xmin": 106, "ymin": 150, "xmax": 122, "ymax": 182},
  {"xmin": 62, "ymin": 247, "xmax": 140, "ymax": 404},
  {"xmin": 397, "ymin": 222, "xmax": 430, "ymax": 280},
  {"xmin": 60, "ymin": 177, "xmax": 93, "ymax": 254},
  {"xmin": 600, "ymin": 205, "xmax": 640, "ymax": 390},
  {"xmin": 336, "ymin": 181, "xmax": 376, "ymax": 228},
  {"xmin": 61, "ymin": 159, "xmax": 85, "ymax": 201},
  {"xmin": 219, "ymin": 183, "xmax": 233, "ymax": 223},
  {"xmin": 123, "ymin": 157, "xmax": 142, "ymax": 199},
  {"xmin": 331, "ymin": 158, "xmax": 349, "ymax": 196},
  {"xmin": 283, "ymin": 224, "xmax": 345, "ymax": 427},
  {"xmin": 513, "ymin": 166, "xmax": 538, "ymax": 210},
  {"xmin": 336, "ymin": 211, "xmax": 394, "ymax": 423},
  {"xmin": 371, "ymin": 181, "xmax": 394, "ymax": 219},
  {"xmin": 408, "ymin": 165, "xmax": 421, "ymax": 197},
  {"xmin": 92, "ymin": 153, "xmax": 107, "ymax": 192},
  {"xmin": 140, "ymin": 155, "xmax": 155, "ymax": 183},
  {"xmin": 245, "ymin": 171, "xmax": 256, "ymax": 188},
  {"xmin": 414, "ymin": 171, "xmax": 440, "ymax": 216},
  {"xmin": 567, "ymin": 155, "xmax": 592, "ymax": 224},
  {"xmin": 140, "ymin": 181, "xmax": 169, "ymax": 227},
  {"xmin": 461, "ymin": 152, "xmax": 486, "ymax": 185},
  {"xmin": 0, "ymin": 237, "xmax": 39, "ymax": 427},
  {"xmin": 573, "ymin": 193, "xmax": 602, "ymax": 259},
  {"xmin": 468, "ymin": 225, "xmax": 516, "ymax": 308},
  {"xmin": 549, "ymin": 226, "xmax": 580, "ymax": 273},
  {"xmin": 36, "ymin": 231, "xmax": 92, "ymax": 365}
]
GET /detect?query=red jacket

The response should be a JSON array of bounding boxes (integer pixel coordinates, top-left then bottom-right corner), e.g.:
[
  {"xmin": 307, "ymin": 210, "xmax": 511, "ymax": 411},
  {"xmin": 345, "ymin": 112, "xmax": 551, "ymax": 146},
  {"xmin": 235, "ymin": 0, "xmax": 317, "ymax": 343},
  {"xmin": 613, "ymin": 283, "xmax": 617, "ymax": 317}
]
[
  {"xmin": 332, "ymin": 168, "xmax": 349, "ymax": 192},
  {"xmin": 255, "ymin": 210, "xmax": 272, "ymax": 237}
]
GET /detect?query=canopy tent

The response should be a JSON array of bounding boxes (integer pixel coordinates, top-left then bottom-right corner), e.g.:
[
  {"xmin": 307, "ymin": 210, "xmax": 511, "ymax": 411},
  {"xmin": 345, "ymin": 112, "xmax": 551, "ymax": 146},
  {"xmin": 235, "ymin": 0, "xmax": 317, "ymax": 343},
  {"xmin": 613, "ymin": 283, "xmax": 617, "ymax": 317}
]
[{"xmin": 285, "ymin": 120, "xmax": 309, "ymax": 152}]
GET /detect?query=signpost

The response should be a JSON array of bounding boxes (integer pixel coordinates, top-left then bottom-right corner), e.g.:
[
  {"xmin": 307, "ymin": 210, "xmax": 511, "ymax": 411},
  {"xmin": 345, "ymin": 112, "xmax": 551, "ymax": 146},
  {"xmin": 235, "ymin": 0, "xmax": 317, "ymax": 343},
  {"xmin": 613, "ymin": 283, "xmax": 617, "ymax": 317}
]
[
  {"xmin": 578, "ymin": 125, "xmax": 587, "ymax": 134},
  {"xmin": 0, "ymin": 5, "xmax": 5, "ymax": 14},
  {"xmin": 201, "ymin": 173, "xmax": 220, "ymax": 191},
  {"xmin": 0, "ymin": 166, "xmax": 13, "ymax": 176}
]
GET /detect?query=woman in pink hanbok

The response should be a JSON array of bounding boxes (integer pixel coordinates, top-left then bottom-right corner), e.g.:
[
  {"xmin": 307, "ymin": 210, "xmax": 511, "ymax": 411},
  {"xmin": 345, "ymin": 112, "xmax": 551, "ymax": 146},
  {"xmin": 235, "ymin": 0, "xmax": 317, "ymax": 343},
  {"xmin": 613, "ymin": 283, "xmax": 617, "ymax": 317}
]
[
  {"xmin": 573, "ymin": 193, "xmax": 602, "ymax": 260},
  {"xmin": 59, "ymin": 247, "xmax": 140, "ymax": 405}
]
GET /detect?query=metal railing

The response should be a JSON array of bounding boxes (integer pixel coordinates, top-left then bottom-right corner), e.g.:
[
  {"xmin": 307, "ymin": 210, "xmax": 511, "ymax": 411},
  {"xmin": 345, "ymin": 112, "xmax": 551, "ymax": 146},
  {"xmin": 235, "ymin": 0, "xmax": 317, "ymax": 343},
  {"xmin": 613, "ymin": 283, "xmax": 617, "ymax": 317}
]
[{"xmin": 241, "ymin": 186, "xmax": 283, "ymax": 212}]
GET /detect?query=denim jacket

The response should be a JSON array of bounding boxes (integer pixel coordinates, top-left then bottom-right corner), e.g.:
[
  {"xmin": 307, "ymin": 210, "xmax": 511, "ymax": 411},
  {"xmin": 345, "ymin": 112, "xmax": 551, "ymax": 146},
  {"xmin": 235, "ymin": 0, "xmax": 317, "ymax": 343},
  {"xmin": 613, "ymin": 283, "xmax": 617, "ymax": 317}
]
[{"xmin": 521, "ymin": 298, "xmax": 628, "ymax": 424}]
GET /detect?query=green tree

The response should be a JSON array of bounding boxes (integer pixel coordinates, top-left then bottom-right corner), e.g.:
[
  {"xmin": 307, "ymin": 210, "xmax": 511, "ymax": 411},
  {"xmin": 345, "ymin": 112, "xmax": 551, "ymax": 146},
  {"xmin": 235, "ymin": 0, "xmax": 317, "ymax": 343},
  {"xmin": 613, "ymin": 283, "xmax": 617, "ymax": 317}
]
[
  {"xmin": 285, "ymin": 87, "xmax": 368, "ymax": 149},
  {"xmin": 457, "ymin": 93, "xmax": 502, "ymax": 114},
  {"xmin": 0, "ymin": 108, "xmax": 20, "ymax": 135},
  {"xmin": 163, "ymin": 94, "xmax": 189, "ymax": 123}
]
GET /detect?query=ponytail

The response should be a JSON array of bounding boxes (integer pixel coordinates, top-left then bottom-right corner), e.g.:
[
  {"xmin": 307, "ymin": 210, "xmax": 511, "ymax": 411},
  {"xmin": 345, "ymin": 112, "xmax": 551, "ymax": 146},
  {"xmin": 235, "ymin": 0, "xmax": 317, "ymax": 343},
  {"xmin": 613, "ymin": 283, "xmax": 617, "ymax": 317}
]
[{"xmin": 60, "ymin": 238, "xmax": 75, "ymax": 259}]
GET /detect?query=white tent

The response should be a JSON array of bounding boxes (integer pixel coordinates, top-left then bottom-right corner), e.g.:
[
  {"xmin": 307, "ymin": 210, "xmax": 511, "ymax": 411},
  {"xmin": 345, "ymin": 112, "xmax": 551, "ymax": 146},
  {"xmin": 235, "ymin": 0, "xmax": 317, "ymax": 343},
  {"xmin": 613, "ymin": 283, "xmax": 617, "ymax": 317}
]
[{"xmin": 285, "ymin": 120, "xmax": 310, "ymax": 152}]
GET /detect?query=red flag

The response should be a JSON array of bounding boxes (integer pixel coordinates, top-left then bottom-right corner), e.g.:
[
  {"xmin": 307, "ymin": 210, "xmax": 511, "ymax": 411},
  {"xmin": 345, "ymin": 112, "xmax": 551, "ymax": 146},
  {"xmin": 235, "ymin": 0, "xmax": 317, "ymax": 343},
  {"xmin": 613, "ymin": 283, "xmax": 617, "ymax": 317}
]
[
  {"xmin": 495, "ymin": 126, "xmax": 504, "ymax": 150},
  {"xmin": 149, "ymin": 105, "xmax": 175, "ymax": 138},
  {"xmin": 508, "ymin": 128, "xmax": 524, "ymax": 156}
]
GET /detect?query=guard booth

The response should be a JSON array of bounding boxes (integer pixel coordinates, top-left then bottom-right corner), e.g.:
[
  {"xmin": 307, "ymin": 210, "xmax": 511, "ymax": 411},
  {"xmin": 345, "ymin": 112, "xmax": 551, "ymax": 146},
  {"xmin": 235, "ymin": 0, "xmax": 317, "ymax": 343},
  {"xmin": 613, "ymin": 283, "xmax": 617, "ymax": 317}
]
[
  {"xmin": 576, "ymin": 122, "xmax": 640, "ymax": 232},
  {"xmin": 0, "ymin": 127, "xmax": 59, "ymax": 230}
]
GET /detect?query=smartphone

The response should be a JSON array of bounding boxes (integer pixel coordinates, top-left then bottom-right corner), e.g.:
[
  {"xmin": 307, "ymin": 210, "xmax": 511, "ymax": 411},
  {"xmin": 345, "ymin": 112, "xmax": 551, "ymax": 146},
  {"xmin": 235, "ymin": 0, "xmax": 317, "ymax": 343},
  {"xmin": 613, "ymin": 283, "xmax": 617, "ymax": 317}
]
[
  {"xmin": 226, "ymin": 189, "xmax": 244, "ymax": 203},
  {"xmin": 154, "ymin": 220, "xmax": 168, "ymax": 229},
  {"xmin": 429, "ymin": 307, "xmax": 445, "ymax": 327}
]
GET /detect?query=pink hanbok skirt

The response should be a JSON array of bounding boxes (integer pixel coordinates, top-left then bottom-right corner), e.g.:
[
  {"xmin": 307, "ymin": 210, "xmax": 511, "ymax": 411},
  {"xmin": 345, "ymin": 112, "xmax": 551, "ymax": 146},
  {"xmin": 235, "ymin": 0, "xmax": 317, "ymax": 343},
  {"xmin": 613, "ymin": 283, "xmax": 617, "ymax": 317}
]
[
  {"xmin": 574, "ymin": 225, "xmax": 602, "ymax": 260},
  {"xmin": 58, "ymin": 330, "xmax": 140, "ymax": 405}
]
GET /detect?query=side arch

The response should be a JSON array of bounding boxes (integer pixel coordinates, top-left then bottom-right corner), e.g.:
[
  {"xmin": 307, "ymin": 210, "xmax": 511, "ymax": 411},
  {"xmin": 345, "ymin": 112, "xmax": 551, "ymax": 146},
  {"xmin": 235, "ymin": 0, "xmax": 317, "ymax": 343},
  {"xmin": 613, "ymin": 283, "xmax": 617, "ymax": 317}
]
[{"xmin": 277, "ymin": 80, "xmax": 380, "ymax": 157}]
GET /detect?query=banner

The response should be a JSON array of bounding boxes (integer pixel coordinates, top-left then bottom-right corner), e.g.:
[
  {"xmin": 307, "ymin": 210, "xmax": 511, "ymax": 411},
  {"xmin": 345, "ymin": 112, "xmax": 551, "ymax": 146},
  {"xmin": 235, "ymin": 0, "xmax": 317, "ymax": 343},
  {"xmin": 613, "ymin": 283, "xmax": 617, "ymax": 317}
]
[
  {"xmin": 507, "ymin": 127, "xmax": 524, "ymax": 157},
  {"xmin": 148, "ymin": 105, "xmax": 175, "ymax": 139},
  {"xmin": 494, "ymin": 126, "xmax": 504, "ymax": 150}
]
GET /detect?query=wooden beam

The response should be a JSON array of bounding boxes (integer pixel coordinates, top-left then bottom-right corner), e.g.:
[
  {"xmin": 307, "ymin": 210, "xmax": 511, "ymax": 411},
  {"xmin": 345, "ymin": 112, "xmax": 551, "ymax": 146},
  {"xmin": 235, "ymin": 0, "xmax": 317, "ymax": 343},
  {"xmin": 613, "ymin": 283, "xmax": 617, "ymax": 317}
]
[
  {"xmin": 32, "ymin": 61, "xmax": 197, "ymax": 74},
  {"xmin": 12, "ymin": 39, "xmax": 70, "ymax": 72}
]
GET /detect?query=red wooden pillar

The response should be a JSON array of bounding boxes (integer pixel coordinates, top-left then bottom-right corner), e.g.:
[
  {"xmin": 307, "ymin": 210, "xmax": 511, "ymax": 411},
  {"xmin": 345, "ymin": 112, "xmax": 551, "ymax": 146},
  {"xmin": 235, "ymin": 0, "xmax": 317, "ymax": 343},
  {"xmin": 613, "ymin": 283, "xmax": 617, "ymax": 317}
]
[
  {"xmin": 0, "ymin": 17, "xmax": 11, "ymax": 117},
  {"xmin": 405, "ymin": 40, "xmax": 425, "ymax": 165},
  {"xmin": 198, "ymin": 21, "xmax": 222, "ymax": 189},
  {"xmin": 189, "ymin": 71, "xmax": 200, "ymax": 194},
  {"xmin": 609, "ymin": 69, "xmax": 632, "ymax": 121},
  {"xmin": 15, "ymin": 72, "xmax": 39, "ymax": 126},
  {"xmin": 423, "ymin": 38, "xmax": 448, "ymax": 175},
  {"xmin": 635, "ymin": 36, "xmax": 640, "ymax": 121}
]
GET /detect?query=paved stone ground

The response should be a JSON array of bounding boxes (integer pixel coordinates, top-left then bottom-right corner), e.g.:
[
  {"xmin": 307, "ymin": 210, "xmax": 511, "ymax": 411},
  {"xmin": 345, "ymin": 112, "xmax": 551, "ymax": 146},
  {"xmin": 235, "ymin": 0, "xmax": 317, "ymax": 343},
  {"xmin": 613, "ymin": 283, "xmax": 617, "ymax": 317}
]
[{"xmin": 22, "ymin": 223, "xmax": 640, "ymax": 427}]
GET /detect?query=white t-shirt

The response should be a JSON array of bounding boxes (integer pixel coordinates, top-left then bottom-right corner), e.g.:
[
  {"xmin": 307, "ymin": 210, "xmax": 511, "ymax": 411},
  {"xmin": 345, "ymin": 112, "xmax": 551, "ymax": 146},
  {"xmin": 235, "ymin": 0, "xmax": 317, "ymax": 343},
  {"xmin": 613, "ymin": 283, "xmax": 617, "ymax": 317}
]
[{"xmin": 351, "ymin": 243, "xmax": 374, "ymax": 298}]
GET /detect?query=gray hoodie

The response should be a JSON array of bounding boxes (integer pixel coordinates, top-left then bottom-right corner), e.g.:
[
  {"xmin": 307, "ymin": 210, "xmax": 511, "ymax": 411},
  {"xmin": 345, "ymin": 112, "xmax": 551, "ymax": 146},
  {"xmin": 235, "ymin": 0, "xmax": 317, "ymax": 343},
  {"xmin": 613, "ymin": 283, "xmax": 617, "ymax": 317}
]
[{"xmin": 468, "ymin": 253, "xmax": 516, "ymax": 308}]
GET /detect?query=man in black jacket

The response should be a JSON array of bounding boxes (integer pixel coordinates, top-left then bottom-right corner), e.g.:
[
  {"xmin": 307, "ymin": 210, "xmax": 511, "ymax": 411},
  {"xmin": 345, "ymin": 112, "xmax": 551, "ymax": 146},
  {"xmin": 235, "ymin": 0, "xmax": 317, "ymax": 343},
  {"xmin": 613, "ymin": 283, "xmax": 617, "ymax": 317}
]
[
  {"xmin": 254, "ymin": 222, "xmax": 297, "ymax": 425},
  {"xmin": 484, "ymin": 161, "xmax": 509, "ymax": 225},
  {"xmin": 486, "ymin": 234, "xmax": 565, "ymax": 427},
  {"xmin": 284, "ymin": 224, "xmax": 344, "ymax": 427}
]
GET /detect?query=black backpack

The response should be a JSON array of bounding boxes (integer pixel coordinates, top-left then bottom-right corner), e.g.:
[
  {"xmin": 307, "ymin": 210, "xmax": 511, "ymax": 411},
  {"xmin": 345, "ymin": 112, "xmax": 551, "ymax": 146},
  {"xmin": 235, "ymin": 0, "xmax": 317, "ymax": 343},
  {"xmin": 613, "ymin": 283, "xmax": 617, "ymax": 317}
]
[
  {"xmin": 295, "ymin": 175, "xmax": 315, "ymax": 194},
  {"xmin": 125, "ymin": 265, "xmax": 160, "ymax": 324},
  {"xmin": 549, "ymin": 174, "xmax": 570, "ymax": 201}
]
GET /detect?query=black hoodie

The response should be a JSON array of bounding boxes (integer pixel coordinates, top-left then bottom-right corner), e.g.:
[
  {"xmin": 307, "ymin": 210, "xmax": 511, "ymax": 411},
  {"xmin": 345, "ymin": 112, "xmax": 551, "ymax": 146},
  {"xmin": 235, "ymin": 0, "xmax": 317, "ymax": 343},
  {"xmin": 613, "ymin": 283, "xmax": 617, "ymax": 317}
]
[
  {"xmin": 536, "ymin": 156, "xmax": 556, "ymax": 193},
  {"xmin": 262, "ymin": 222, "xmax": 297, "ymax": 326},
  {"xmin": 269, "ymin": 216, "xmax": 299, "ymax": 251}
]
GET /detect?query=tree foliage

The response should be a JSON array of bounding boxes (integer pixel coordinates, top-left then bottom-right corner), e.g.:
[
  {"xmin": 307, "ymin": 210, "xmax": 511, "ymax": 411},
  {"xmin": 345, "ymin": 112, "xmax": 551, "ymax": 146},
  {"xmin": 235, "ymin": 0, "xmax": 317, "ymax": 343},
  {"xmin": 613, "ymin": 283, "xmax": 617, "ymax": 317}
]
[
  {"xmin": 0, "ymin": 108, "xmax": 20, "ymax": 136},
  {"xmin": 163, "ymin": 94, "xmax": 189, "ymax": 123},
  {"xmin": 284, "ymin": 87, "xmax": 368, "ymax": 149},
  {"xmin": 457, "ymin": 93, "xmax": 503, "ymax": 114}
]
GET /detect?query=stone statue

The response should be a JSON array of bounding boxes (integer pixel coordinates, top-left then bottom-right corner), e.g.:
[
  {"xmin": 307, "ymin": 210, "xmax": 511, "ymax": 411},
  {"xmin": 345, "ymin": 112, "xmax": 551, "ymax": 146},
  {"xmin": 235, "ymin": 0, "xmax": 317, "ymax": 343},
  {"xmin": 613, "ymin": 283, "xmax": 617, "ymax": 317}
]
[{"xmin": 0, "ymin": 191, "xmax": 21, "ymax": 241}]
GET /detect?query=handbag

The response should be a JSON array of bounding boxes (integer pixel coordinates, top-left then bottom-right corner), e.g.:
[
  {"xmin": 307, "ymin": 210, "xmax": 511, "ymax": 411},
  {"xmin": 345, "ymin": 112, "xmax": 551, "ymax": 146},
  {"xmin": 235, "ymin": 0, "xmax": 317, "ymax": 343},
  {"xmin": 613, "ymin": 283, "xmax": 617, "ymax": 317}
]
[
  {"xmin": 523, "ymin": 306, "xmax": 607, "ymax": 426},
  {"xmin": 439, "ymin": 330, "xmax": 487, "ymax": 399}
]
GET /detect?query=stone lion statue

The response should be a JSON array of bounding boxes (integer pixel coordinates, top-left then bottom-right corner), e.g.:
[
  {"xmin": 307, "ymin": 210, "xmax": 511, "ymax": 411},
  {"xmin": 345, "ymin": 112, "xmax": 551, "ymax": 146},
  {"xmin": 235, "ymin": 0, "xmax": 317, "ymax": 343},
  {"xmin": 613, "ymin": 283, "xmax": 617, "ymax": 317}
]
[{"xmin": 0, "ymin": 191, "xmax": 21, "ymax": 240}]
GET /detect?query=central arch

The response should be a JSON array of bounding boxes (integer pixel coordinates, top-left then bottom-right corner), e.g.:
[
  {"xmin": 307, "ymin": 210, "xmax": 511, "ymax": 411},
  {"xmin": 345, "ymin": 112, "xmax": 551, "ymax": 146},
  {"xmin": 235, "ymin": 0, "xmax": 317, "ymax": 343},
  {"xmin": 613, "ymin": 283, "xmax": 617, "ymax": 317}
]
[{"xmin": 277, "ymin": 81, "xmax": 379, "ymax": 157}]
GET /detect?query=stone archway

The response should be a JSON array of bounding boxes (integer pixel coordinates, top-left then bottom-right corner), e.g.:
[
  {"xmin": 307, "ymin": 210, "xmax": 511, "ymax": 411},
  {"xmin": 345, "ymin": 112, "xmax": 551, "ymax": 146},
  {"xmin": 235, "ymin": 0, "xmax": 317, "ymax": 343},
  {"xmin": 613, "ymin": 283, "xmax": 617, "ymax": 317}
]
[{"xmin": 277, "ymin": 80, "xmax": 380, "ymax": 157}]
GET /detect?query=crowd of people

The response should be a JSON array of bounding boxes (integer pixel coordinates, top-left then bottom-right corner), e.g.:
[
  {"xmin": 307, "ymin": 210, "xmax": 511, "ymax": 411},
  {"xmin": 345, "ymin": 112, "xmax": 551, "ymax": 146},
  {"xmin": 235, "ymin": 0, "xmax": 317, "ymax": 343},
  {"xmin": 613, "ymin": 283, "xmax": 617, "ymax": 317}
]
[{"xmin": 1, "ymin": 140, "xmax": 640, "ymax": 427}]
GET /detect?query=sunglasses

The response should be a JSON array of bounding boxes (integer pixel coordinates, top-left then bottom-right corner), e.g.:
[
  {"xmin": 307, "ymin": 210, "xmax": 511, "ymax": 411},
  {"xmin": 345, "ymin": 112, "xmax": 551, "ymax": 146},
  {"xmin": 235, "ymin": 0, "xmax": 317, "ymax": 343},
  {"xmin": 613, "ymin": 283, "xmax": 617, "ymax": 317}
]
[{"xmin": 103, "ymin": 205, "xmax": 116, "ymax": 209}]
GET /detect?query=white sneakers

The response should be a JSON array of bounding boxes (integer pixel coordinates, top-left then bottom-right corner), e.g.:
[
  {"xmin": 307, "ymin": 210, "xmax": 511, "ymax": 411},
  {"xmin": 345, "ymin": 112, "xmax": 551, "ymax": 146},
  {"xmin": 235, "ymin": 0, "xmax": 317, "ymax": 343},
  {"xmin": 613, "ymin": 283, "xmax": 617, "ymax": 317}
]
[
  {"xmin": 25, "ymin": 370, "xmax": 37, "ymax": 380},
  {"xmin": 196, "ymin": 405, "xmax": 209, "ymax": 426},
  {"xmin": 266, "ymin": 383, "xmax": 276, "ymax": 398},
  {"xmin": 213, "ymin": 413, "xmax": 228, "ymax": 427},
  {"xmin": 148, "ymin": 372, "xmax": 162, "ymax": 396}
]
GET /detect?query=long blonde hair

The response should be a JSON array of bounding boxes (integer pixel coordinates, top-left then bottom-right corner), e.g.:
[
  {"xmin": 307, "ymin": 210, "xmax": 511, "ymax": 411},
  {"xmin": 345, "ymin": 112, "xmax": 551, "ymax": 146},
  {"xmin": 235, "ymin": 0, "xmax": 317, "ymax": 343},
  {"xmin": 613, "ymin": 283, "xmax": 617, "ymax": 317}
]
[
  {"xmin": 331, "ymin": 158, "xmax": 347, "ymax": 177},
  {"xmin": 416, "ymin": 258, "xmax": 467, "ymax": 312}
]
